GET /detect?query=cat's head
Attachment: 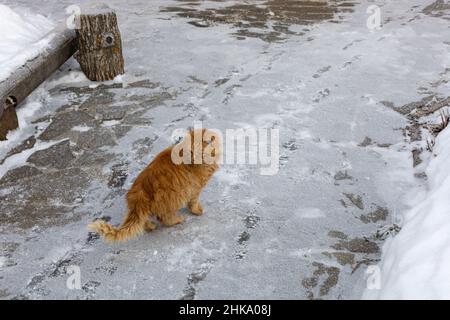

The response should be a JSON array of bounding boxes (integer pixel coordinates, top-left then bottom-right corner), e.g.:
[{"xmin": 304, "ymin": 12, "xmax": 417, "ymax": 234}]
[
  {"xmin": 171, "ymin": 128, "xmax": 222, "ymax": 166},
  {"xmin": 189, "ymin": 128, "xmax": 222, "ymax": 166}
]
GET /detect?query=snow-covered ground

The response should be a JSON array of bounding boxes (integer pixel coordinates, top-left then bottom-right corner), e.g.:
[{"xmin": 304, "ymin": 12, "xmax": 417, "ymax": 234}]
[
  {"xmin": 0, "ymin": 0, "xmax": 449, "ymax": 300},
  {"xmin": 364, "ymin": 121, "xmax": 450, "ymax": 299},
  {"xmin": 0, "ymin": 4, "xmax": 55, "ymax": 82}
]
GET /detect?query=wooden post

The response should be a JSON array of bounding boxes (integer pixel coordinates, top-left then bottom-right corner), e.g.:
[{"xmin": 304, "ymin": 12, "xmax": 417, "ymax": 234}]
[
  {"xmin": 75, "ymin": 4, "xmax": 125, "ymax": 82},
  {"xmin": 0, "ymin": 24, "xmax": 76, "ymax": 141}
]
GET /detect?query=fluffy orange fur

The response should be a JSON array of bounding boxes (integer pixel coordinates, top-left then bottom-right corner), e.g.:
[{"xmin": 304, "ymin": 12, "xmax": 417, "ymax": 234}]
[{"xmin": 88, "ymin": 129, "xmax": 221, "ymax": 242}]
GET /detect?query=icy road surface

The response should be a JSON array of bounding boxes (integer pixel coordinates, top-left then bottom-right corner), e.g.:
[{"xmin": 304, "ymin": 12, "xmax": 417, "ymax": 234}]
[{"xmin": 0, "ymin": 0, "xmax": 449, "ymax": 299}]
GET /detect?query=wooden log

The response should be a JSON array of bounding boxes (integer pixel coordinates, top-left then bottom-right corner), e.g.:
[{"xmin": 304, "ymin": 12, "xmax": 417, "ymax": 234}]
[
  {"xmin": 75, "ymin": 4, "xmax": 125, "ymax": 82},
  {"xmin": 0, "ymin": 101, "xmax": 18, "ymax": 141},
  {"xmin": 0, "ymin": 24, "xmax": 76, "ymax": 140}
]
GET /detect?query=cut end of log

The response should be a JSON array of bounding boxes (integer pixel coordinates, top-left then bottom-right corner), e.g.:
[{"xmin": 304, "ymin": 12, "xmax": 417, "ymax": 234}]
[
  {"xmin": 0, "ymin": 100, "xmax": 19, "ymax": 141},
  {"xmin": 6, "ymin": 96, "xmax": 18, "ymax": 108},
  {"xmin": 75, "ymin": 5, "xmax": 125, "ymax": 82}
]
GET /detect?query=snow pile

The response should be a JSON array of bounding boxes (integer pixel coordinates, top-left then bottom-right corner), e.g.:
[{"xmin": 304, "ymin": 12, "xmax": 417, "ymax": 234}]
[
  {"xmin": 365, "ymin": 123, "xmax": 450, "ymax": 299},
  {"xmin": 0, "ymin": 4, "xmax": 55, "ymax": 82}
]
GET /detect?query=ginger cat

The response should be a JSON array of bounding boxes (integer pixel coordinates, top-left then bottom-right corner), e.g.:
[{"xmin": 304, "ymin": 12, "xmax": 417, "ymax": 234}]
[{"xmin": 88, "ymin": 128, "xmax": 221, "ymax": 242}]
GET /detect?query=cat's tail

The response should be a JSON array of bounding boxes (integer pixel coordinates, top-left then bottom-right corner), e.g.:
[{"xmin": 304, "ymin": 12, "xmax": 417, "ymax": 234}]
[{"xmin": 88, "ymin": 189, "xmax": 150, "ymax": 242}]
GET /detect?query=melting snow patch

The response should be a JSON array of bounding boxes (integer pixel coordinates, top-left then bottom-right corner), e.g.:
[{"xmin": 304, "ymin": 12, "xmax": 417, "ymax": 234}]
[
  {"xmin": 71, "ymin": 125, "xmax": 92, "ymax": 132},
  {"xmin": 295, "ymin": 207, "xmax": 326, "ymax": 219},
  {"xmin": 0, "ymin": 256, "xmax": 7, "ymax": 268},
  {"xmin": 47, "ymin": 71, "xmax": 90, "ymax": 87},
  {"xmin": 101, "ymin": 120, "xmax": 121, "ymax": 127}
]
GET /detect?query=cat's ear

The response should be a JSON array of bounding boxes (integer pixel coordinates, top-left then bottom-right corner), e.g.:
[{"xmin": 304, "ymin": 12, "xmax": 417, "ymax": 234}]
[
  {"xmin": 203, "ymin": 130, "xmax": 223, "ymax": 164},
  {"xmin": 206, "ymin": 134, "xmax": 216, "ymax": 145},
  {"xmin": 171, "ymin": 128, "xmax": 186, "ymax": 144},
  {"xmin": 171, "ymin": 133, "xmax": 192, "ymax": 165},
  {"xmin": 203, "ymin": 129, "xmax": 219, "ymax": 144}
]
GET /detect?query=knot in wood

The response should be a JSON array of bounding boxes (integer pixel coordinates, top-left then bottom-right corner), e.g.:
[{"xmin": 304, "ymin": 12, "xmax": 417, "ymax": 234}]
[
  {"xmin": 5, "ymin": 96, "xmax": 17, "ymax": 109},
  {"xmin": 101, "ymin": 32, "xmax": 115, "ymax": 48}
]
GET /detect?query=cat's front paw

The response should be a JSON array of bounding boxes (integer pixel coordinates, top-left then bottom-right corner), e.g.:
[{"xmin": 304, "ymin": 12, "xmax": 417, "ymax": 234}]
[
  {"xmin": 189, "ymin": 202, "xmax": 204, "ymax": 216},
  {"xmin": 144, "ymin": 221, "xmax": 157, "ymax": 232}
]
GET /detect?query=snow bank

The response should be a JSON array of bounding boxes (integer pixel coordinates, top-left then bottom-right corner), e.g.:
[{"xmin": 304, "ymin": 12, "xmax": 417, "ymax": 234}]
[
  {"xmin": 365, "ymin": 123, "xmax": 450, "ymax": 299},
  {"xmin": 0, "ymin": 4, "xmax": 55, "ymax": 82}
]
